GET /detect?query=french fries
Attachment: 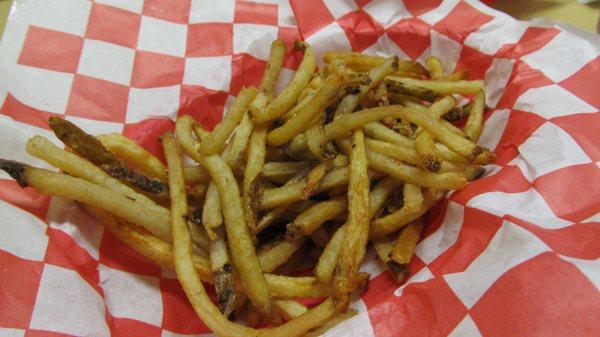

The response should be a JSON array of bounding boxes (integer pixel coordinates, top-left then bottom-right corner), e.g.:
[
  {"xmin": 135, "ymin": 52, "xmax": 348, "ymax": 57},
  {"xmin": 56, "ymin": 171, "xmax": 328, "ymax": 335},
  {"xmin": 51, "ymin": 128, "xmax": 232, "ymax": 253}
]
[{"xmin": 1, "ymin": 41, "xmax": 496, "ymax": 336}]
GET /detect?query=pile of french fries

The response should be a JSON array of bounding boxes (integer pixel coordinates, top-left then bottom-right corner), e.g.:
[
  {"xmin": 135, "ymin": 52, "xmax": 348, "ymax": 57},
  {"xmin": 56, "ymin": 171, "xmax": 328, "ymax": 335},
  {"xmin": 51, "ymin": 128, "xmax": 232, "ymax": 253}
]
[{"xmin": 0, "ymin": 39, "xmax": 495, "ymax": 336}]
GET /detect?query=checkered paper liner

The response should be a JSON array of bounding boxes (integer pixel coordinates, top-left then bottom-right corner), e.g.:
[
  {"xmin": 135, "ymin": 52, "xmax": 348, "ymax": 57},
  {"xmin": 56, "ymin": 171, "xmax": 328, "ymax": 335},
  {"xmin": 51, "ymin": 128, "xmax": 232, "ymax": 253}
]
[{"xmin": 0, "ymin": 0, "xmax": 598, "ymax": 336}]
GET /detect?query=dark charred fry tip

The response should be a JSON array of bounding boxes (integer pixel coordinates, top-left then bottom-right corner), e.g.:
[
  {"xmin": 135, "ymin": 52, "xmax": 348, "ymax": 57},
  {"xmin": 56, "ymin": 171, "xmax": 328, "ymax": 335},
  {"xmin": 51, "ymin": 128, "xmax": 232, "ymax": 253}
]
[
  {"xmin": 102, "ymin": 163, "xmax": 169, "ymax": 194},
  {"xmin": 293, "ymin": 40, "xmax": 307, "ymax": 52},
  {"xmin": 390, "ymin": 56, "xmax": 400, "ymax": 71},
  {"xmin": 248, "ymin": 176, "xmax": 264, "ymax": 216},
  {"xmin": 387, "ymin": 261, "xmax": 408, "ymax": 283},
  {"xmin": 423, "ymin": 155, "xmax": 441, "ymax": 173},
  {"xmin": 284, "ymin": 223, "xmax": 304, "ymax": 242},
  {"xmin": 465, "ymin": 166, "xmax": 486, "ymax": 182},
  {"xmin": 223, "ymin": 263, "xmax": 233, "ymax": 273},
  {"xmin": 0, "ymin": 159, "xmax": 28, "ymax": 187},
  {"xmin": 190, "ymin": 208, "xmax": 203, "ymax": 226}
]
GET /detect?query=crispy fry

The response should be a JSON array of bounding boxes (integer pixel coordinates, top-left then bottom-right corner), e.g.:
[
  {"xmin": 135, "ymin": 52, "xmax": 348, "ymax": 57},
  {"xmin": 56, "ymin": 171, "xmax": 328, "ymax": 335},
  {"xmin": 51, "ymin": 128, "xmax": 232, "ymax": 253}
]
[
  {"xmin": 259, "ymin": 39, "xmax": 286, "ymax": 96},
  {"xmin": 49, "ymin": 117, "xmax": 169, "ymax": 195},
  {"xmin": 370, "ymin": 189, "xmax": 444, "ymax": 239},
  {"xmin": 323, "ymin": 51, "xmax": 426, "ymax": 74},
  {"xmin": 253, "ymin": 42, "xmax": 317, "ymax": 124},
  {"xmin": 325, "ymin": 105, "xmax": 406, "ymax": 140},
  {"xmin": 390, "ymin": 218, "xmax": 424, "ymax": 272},
  {"xmin": 369, "ymin": 176, "xmax": 402, "ymax": 218},
  {"xmin": 244, "ymin": 124, "xmax": 269, "ymax": 232},
  {"xmin": 333, "ymin": 130, "xmax": 370, "ymax": 311},
  {"xmin": 221, "ymin": 113, "xmax": 254, "ymax": 172},
  {"xmin": 199, "ymin": 87, "xmax": 258, "ymax": 156},
  {"xmin": 463, "ymin": 90, "xmax": 485, "ymax": 141},
  {"xmin": 210, "ymin": 227, "xmax": 237, "ymax": 317},
  {"xmin": 267, "ymin": 72, "xmax": 347, "ymax": 147},
  {"xmin": 373, "ymin": 234, "xmax": 405, "ymax": 281},
  {"xmin": 303, "ymin": 159, "xmax": 335, "ymax": 199},
  {"xmin": 365, "ymin": 138, "xmax": 421, "ymax": 167},
  {"xmin": 367, "ymin": 151, "xmax": 467, "ymax": 190},
  {"xmin": 386, "ymin": 77, "xmax": 484, "ymax": 98},
  {"xmin": 286, "ymin": 196, "xmax": 347, "ymax": 241},
  {"xmin": 258, "ymin": 237, "xmax": 306, "ymax": 273},
  {"xmin": 305, "ymin": 119, "xmax": 332, "ymax": 160},
  {"xmin": 202, "ymin": 183, "xmax": 222, "ymax": 238},
  {"xmin": 263, "ymin": 161, "xmax": 308, "ymax": 182},
  {"xmin": 316, "ymin": 225, "xmax": 346, "ymax": 284},
  {"xmin": 415, "ymin": 130, "xmax": 442, "ymax": 172},
  {"xmin": 96, "ymin": 133, "xmax": 167, "ymax": 180}
]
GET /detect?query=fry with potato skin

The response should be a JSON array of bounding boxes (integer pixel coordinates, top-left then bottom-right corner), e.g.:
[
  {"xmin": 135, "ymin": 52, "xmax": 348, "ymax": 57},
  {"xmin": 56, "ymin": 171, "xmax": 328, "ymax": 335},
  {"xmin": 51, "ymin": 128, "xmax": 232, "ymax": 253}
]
[
  {"xmin": 323, "ymin": 51, "xmax": 426, "ymax": 74},
  {"xmin": 96, "ymin": 133, "xmax": 167, "ymax": 180},
  {"xmin": 333, "ymin": 130, "xmax": 370, "ymax": 311},
  {"xmin": 209, "ymin": 227, "xmax": 238, "ymax": 317}
]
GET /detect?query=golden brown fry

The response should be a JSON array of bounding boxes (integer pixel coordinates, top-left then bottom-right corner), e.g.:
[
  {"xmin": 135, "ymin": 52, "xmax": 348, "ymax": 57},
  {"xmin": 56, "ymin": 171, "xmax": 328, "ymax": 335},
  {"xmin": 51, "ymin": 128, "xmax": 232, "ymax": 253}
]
[
  {"xmin": 325, "ymin": 105, "xmax": 406, "ymax": 140},
  {"xmin": 244, "ymin": 125, "xmax": 269, "ymax": 232},
  {"xmin": 390, "ymin": 218, "xmax": 423, "ymax": 265},
  {"xmin": 286, "ymin": 196, "xmax": 347, "ymax": 240},
  {"xmin": 365, "ymin": 138, "xmax": 421, "ymax": 167},
  {"xmin": 425, "ymin": 56, "xmax": 444, "ymax": 79},
  {"xmin": 323, "ymin": 51, "xmax": 426, "ymax": 74},
  {"xmin": 474, "ymin": 149, "xmax": 497, "ymax": 165},
  {"xmin": 209, "ymin": 227, "xmax": 237, "ymax": 317},
  {"xmin": 96, "ymin": 133, "xmax": 167, "ymax": 180},
  {"xmin": 253, "ymin": 42, "xmax": 317, "ymax": 124},
  {"xmin": 367, "ymin": 151, "xmax": 467, "ymax": 190},
  {"xmin": 415, "ymin": 130, "xmax": 442, "ymax": 172},
  {"xmin": 259, "ymin": 167, "xmax": 349, "ymax": 210},
  {"xmin": 183, "ymin": 166, "xmax": 211, "ymax": 184},
  {"xmin": 463, "ymin": 165, "xmax": 486, "ymax": 181},
  {"xmin": 259, "ymin": 39, "xmax": 286, "ymax": 96},
  {"xmin": 221, "ymin": 113, "xmax": 254, "ymax": 172},
  {"xmin": 315, "ymin": 225, "xmax": 346, "ymax": 284},
  {"xmin": 263, "ymin": 161, "xmax": 308, "ymax": 182},
  {"xmin": 369, "ymin": 176, "xmax": 402, "ymax": 218},
  {"xmin": 267, "ymin": 72, "xmax": 346, "ymax": 147},
  {"xmin": 258, "ymin": 237, "xmax": 306, "ymax": 273},
  {"xmin": 305, "ymin": 119, "xmax": 332, "ymax": 160},
  {"xmin": 199, "ymin": 87, "xmax": 258, "ymax": 156},
  {"xmin": 373, "ymin": 233, "xmax": 405, "ymax": 281},
  {"xmin": 463, "ymin": 90, "xmax": 485, "ymax": 142},
  {"xmin": 370, "ymin": 189, "xmax": 444, "ymax": 239},
  {"xmin": 386, "ymin": 77, "xmax": 484, "ymax": 98},
  {"xmin": 303, "ymin": 159, "xmax": 335, "ymax": 199},
  {"xmin": 202, "ymin": 183, "xmax": 222, "ymax": 239},
  {"xmin": 333, "ymin": 130, "xmax": 370, "ymax": 311}
]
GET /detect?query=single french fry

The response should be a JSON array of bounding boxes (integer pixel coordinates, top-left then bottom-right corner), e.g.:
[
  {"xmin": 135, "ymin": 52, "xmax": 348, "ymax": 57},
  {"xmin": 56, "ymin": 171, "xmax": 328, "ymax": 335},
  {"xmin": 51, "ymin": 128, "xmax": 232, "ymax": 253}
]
[
  {"xmin": 259, "ymin": 39, "xmax": 286, "ymax": 96},
  {"xmin": 415, "ymin": 130, "xmax": 442, "ymax": 172},
  {"xmin": 244, "ymin": 124, "xmax": 269, "ymax": 231},
  {"xmin": 303, "ymin": 159, "xmax": 335, "ymax": 199},
  {"xmin": 367, "ymin": 151, "xmax": 467, "ymax": 190},
  {"xmin": 365, "ymin": 138, "xmax": 421, "ymax": 167},
  {"xmin": 202, "ymin": 183, "xmax": 222, "ymax": 238},
  {"xmin": 199, "ymin": 87, "xmax": 258, "ymax": 156},
  {"xmin": 325, "ymin": 105, "xmax": 406, "ymax": 140},
  {"xmin": 96, "ymin": 133, "xmax": 167, "ymax": 180},
  {"xmin": 286, "ymin": 196, "xmax": 347, "ymax": 240},
  {"xmin": 258, "ymin": 237, "xmax": 306, "ymax": 273},
  {"xmin": 276, "ymin": 300, "xmax": 309, "ymax": 321},
  {"xmin": 386, "ymin": 77, "xmax": 484, "ymax": 98},
  {"xmin": 267, "ymin": 72, "xmax": 346, "ymax": 147},
  {"xmin": 390, "ymin": 218, "xmax": 424, "ymax": 266},
  {"xmin": 263, "ymin": 161, "xmax": 308, "ymax": 182},
  {"xmin": 315, "ymin": 225, "xmax": 346, "ymax": 284},
  {"xmin": 373, "ymin": 234, "xmax": 405, "ymax": 281},
  {"xmin": 333, "ymin": 130, "xmax": 370, "ymax": 311},
  {"xmin": 253, "ymin": 42, "xmax": 317, "ymax": 124},
  {"xmin": 305, "ymin": 119, "xmax": 331, "ymax": 160},
  {"xmin": 221, "ymin": 113, "xmax": 254, "ymax": 172},
  {"xmin": 463, "ymin": 90, "xmax": 485, "ymax": 142},
  {"xmin": 323, "ymin": 51, "xmax": 426, "ymax": 74},
  {"xmin": 369, "ymin": 176, "xmax": 402, "ymax": 218},
  {"xmin": 209, "ymin": 227, "xmax": 238, "ymax": 317},
  {"xmin": 425, "ymin": 56, "xmax": 444, "ymax": 79},
  {"xmin": 370, "ymin": 189, "xmax": 444, "ymax": 239}
]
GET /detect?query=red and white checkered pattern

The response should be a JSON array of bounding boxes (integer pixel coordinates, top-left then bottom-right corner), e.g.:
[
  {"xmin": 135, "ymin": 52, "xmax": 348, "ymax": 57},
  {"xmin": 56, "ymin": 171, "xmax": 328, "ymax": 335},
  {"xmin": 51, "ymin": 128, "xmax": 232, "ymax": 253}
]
[{"xmin": 0, "ymin": 1, "xmax": 598, "ymax": 336}]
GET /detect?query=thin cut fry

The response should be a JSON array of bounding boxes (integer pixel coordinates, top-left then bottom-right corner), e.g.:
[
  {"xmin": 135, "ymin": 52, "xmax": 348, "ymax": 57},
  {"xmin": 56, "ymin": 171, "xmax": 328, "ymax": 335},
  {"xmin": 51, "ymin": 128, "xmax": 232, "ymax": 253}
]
[
  {"xmin": 286, "ymin": 196, "xmax": 347, "ymax": 240},
  {"xmin": 386, "ymin": 77, "xmax": 484, "ymax": 97},
  {"xmin": 210, "ymin": 227, "xmax": 237, "ymax": 317},
  {"xmin": 425, "ymin": 56, "xmax": 444, "ymax": 79},
  {"xmin": 323, "ymin": 51, "xmax": 426, "ymax": 74},
  {"xmin": 463, "ymin": 90, "xmax": 485, "ymax": 141},
  {"xmin": 276, "ymin": 300, "xmax": 308, "ymax": 321},
  {"xmin": 333, "ymin": 130, "xmax": 370, "ymax": 311},
  {"xmin": 199, "ymin": 87, "xmax": 258, "ymax": 156},
  {"xmin": 96, "ymin": 133, "xmax": 167, "ymax": 180},
  {"xmin": 258, "ymin": 237, "xmax": 306, "ymax": 273},
  {"xmin": 373, "ymin": 234, "xmax": 404, "ymax": 281},
  {"xmin": 253, "ymin": 42, "xmax": 317, "ymax": 124},
  {"xmin": 305, "ymin": 119, "xmax": 331, "ymax": 160},
  {"xmin": 202, "ymin": 183, "xmax": 222, "ymax": 238},
  {"xmin": 325, "ymin": 105, "xmax": 406, "ymax": 140},
  {"xmin": 315, "ymin": 225, "xmax": 346, "ymax": 284},
  {"xmin": 390, "ymin": 218, "xmax": 424, "ymax": 270},
  {"xmin": 259, "ymin": 39, "xmax": 286, "ymax": 96},
  {"xmin": 221, "ymin": 113, "xmax": 254, "ymax": 172},
  {"xmin": 369, "ymin": 176, "xmax": 402, "ymax": 218},
  {"xmin": 437, "ymin": 70, "xmax": 469, "ymax": 81},
  {"xmin": 415, "ymin": 130, "xmax": 442, "ymax": 172},
  {"xmin": 244, "ymin": 122, "xmax": 269, "ymax": 231},
  {"xmin": 303, "ymin": 159, "xmax": 335, "ymax": 199},
  {"xmin": 267, "ymin": 72, "xmax": 346, "ymax": 147}
]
